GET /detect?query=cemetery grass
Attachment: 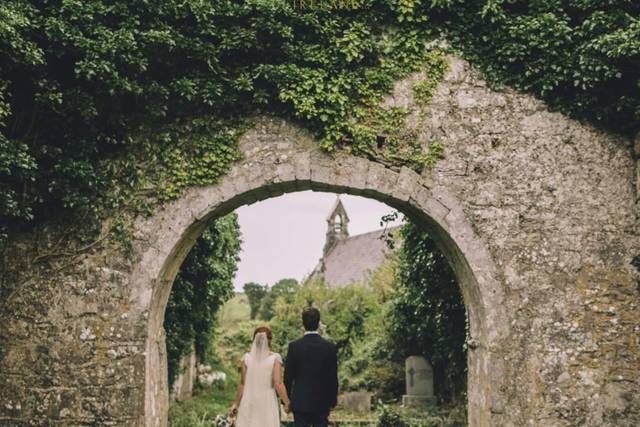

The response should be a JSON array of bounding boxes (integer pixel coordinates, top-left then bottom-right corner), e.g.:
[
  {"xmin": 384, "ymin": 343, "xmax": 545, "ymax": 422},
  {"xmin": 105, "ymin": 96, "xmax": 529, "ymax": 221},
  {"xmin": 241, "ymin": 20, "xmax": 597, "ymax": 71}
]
[
  {"xmin": 169, "ymin": 293, "xmax": 467, "ymax": 426},
  {"xmin": 168, "ymin": 378, "xmax": 466, "ymax": 427},
  {"xmin": 168, "ymin": 365, "xmax": 239, "ymax": 427},
  {"xmin": 167, "ymin": 360, "xmax": 466, "ymax": 427}
]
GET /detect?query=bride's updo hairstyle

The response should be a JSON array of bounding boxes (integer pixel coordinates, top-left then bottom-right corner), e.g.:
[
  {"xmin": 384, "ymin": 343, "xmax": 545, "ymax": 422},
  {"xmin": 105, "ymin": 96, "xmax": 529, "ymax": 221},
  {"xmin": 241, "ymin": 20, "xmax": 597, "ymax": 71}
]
[{"xmin": 253, "ymin": 325, "xmax": 272, "ymax": 345}]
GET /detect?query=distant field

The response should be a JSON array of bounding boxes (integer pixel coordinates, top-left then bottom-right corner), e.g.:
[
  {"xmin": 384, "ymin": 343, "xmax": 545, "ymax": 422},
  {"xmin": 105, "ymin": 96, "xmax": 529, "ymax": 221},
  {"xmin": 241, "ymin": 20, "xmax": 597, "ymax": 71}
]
[{"xmin": 218, "ymin": 293, "xmax": 251, "ymax": 329}]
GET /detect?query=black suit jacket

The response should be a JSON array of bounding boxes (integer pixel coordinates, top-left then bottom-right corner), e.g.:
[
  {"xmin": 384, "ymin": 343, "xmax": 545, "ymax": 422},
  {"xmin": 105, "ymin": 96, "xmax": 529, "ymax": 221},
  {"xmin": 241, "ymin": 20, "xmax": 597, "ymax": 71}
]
[{"xmin": 284, "ymin": 333, "xmax": 338, "ymax": 414}]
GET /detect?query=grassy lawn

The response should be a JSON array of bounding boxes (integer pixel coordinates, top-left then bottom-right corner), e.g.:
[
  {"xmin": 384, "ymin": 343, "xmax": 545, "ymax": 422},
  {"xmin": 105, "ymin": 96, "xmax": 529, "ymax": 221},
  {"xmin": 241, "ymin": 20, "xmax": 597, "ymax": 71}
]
[
  {"xmin": 168, "ymin": 366, "xmax": 239, "ymax": 427},
  {"xmin": 169, "ymin": 294, "xmax": 248, "ymax": 426},
  {"xmin": 218, "ymin": 292, "xmax": 250, "ymax": 329}
]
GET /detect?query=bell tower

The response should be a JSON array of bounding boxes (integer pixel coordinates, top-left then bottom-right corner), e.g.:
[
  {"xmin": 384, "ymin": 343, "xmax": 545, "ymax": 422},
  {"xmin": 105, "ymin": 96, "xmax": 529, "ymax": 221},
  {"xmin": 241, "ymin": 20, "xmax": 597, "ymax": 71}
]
[{"xmin": 323, "ymin": 196, "xmax": 350, "ymax": 256}]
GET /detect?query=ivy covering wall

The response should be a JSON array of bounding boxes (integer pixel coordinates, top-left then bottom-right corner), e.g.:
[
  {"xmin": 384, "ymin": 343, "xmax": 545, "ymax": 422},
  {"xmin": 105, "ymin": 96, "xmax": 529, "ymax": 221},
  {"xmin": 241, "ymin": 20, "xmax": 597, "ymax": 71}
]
[{"xmin": 2, "ymin": 0, "xmax": 637, "ymax": 242}]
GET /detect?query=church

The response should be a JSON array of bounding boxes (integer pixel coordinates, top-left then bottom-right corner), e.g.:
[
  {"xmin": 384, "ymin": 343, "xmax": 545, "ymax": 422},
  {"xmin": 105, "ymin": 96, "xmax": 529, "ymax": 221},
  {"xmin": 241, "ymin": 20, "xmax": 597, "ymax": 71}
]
[{"xmin": 311, "ymin": 197, "xmax": 397, "ymax": 288}]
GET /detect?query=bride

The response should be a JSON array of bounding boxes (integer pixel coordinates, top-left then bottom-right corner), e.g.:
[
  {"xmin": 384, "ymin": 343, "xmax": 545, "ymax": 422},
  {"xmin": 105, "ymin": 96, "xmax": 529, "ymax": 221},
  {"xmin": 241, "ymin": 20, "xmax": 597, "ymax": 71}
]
[{"xmin": 228, "ymin": 326, "xmax": 290, "ymax": 427}]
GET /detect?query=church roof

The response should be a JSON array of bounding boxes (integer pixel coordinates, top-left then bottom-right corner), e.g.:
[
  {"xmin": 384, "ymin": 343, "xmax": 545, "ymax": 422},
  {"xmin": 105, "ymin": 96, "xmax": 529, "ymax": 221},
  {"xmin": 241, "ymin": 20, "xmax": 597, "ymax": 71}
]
[{"xmin": 320, "ymin": 228, "xmax": 395, "ymax": 288}]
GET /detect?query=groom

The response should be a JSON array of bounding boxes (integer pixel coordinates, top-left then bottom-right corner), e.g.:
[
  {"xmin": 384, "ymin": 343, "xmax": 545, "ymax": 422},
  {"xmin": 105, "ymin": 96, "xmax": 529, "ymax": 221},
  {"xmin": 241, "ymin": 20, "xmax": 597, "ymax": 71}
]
[{"xmin": 284, "ymin": 307, "xmax": 338, "ymax": 427}]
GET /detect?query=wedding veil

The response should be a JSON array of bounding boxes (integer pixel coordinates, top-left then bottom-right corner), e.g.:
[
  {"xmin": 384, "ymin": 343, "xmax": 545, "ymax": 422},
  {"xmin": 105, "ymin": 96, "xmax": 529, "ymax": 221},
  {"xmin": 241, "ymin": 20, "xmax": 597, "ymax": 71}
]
[
  {"xmin": 248, "ymin": 332, "xmax": 270, "ymax": 363},
  {"xmin": 243, "ymin": 332, "xmax": 271, "ymax": 404}
]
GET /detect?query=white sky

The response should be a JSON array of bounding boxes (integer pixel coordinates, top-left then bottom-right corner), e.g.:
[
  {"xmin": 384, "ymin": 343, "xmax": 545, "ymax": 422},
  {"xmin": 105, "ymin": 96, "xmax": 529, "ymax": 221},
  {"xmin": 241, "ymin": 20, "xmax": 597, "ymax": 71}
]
[{"xmin": 233, "ymin": 191, "xmax": 402, "ymax": 291}]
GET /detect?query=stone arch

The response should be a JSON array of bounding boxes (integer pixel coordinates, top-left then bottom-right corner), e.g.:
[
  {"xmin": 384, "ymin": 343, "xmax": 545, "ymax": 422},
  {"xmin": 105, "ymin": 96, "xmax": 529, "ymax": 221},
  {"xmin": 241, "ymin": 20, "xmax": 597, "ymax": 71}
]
[
  {"xmin": 2, "ymin": 56, "xmax": 636, "ymax": 427},
  {"xmin": 129, "ymin": 118, "xmax": 508, "ymax": 426}
]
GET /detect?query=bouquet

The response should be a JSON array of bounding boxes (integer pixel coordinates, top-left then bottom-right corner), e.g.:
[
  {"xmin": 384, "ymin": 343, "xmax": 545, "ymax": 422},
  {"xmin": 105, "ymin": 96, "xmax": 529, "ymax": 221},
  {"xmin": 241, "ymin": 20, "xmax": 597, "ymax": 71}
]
[{"xmin": 213, "ymin": 414, "xmax": 234, "ymax": 427}]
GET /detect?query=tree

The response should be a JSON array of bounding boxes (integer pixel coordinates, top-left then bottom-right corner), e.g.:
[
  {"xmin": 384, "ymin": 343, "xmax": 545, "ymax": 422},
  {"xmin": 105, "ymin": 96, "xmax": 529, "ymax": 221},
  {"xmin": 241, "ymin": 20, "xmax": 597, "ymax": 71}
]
[
  {"xmin": 164, "ymin": 214, "xmax": 241, "ymax": 387},
  {"xmin": 258, "ymin": 278, "xmax": 299, "ymax": 321},
  {"xmin": 243, "ymin": 282, "xmax": 268, "ymax": 320},
  {"xmin": 388, "ymin": 222, "xmax": 467, "ymax": 403}
]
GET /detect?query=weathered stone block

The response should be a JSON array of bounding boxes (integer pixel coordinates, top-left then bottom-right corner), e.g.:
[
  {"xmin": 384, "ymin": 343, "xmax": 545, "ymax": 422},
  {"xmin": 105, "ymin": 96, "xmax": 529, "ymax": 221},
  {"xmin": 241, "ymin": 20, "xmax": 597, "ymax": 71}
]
[{"xmin": 338, "ymin": 392, "xmax": 372, "ymax": 413}]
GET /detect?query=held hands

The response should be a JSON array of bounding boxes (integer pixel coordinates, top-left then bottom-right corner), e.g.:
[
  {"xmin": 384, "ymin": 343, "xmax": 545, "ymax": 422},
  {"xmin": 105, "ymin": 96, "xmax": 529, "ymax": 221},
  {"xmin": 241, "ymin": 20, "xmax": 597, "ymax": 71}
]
[{"xmin": 227, "ymin": 403, "xmax": 238, "ymax": 418}]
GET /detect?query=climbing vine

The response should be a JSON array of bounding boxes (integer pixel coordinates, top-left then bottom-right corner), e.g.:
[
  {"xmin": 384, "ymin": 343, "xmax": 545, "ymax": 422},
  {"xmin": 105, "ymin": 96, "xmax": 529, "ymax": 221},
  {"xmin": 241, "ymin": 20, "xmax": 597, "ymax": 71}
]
[
  {"xmin": 1, "ymin": 0, "xmax": 638, "ymax": 244},
  {"xmin": 429, "ymin": 0, "xmax": 640, "ymax": 134},
  {"xmin": 0, "ymin": 0, "xmax": 443, "ymax": 244}
]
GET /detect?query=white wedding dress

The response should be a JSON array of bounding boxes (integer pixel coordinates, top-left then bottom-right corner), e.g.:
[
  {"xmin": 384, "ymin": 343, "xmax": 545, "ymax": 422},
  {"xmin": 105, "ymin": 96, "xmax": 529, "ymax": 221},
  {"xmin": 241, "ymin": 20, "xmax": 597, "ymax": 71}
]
[{"xmin": 235, "ymin": 333, "xmax": 282, "ymax": 427}]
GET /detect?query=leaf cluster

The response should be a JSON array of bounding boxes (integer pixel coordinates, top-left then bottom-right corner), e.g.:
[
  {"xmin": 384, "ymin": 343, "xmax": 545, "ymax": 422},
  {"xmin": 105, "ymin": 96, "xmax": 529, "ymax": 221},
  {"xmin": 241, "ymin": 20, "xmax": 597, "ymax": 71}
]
[
  {"xmin": 428, "ymin": 0, "xmax": 640, "ymax": 133},
  {"xmin": 257, "ymin": 278, "xmax": 300, "ymax": 321},
  {"xmin": 242, "ymin": 278, "xmax": 299, "ymax": 322},
  {"xmin": 0, "ymin": 0, "xmax": 443, "ymax": 239}
]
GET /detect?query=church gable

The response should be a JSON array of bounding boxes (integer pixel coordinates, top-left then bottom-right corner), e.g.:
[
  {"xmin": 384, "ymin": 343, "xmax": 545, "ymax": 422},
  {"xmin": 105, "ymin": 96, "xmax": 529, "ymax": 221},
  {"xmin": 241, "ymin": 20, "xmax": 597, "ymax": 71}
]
[
  {"xmin": 321, "ymin": 229, "xmax": 392, "ymax": 288},
  {"xmin": 314, "ymin": 197, "xmax": 396, "ymax": 288}
]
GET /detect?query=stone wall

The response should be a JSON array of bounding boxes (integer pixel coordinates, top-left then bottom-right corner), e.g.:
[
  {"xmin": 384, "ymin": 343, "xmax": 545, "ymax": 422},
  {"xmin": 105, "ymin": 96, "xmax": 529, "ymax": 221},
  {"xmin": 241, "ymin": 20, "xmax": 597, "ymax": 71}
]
[
  {"xmin": 0, "ymin": 55, "xmax": 638, "ymax": 427},
  {"xmin": 420, "ymin": 57, "xmax": 639, "ymax": 426}
]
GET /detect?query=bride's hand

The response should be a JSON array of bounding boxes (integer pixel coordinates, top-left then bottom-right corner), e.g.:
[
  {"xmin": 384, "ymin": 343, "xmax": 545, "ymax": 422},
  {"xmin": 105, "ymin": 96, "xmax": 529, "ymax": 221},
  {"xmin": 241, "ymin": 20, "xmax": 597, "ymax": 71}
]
[{"xmin": 227, "ymin": 404, "xmax": 237, "ymax": 418}]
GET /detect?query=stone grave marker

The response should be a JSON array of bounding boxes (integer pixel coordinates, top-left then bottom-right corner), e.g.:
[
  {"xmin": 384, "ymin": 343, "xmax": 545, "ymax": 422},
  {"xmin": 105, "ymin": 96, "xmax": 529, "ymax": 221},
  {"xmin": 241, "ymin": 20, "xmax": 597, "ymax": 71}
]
[
  {"xmin": 402, "ymin": 355, "xmax": 436, "ymax": 406},
  {"xmin": 338, "ymin": 392, "xmax": 372, "ymax": 413}
]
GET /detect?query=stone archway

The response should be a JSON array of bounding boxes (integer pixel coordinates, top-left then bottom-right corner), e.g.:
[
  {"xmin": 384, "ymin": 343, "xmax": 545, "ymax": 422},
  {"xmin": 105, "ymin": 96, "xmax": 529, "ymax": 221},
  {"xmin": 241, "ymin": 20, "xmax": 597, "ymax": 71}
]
[
  {"xmin": 132, "ymin": 120, "xmax": 509, "ymax": 425},
  {"xmin": 1, "ymin": 56, "xmax": 637, "ymax": 427},
  {"xmin": 130, "ymin": 118, "xmax": 508, "ymax": 426}
]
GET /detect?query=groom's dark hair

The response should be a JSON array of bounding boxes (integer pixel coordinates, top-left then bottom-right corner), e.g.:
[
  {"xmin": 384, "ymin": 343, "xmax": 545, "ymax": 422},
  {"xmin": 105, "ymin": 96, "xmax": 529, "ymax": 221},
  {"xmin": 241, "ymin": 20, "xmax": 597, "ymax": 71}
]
[{"xmin": 302, "ymin": 307, "xmax": 320, "ymax": 331}]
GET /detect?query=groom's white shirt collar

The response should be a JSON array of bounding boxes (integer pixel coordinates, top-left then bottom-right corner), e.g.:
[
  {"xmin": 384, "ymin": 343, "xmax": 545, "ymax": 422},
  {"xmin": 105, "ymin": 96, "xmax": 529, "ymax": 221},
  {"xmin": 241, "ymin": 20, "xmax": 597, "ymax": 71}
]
[{"xmin": 304, "ymin": 331, "xmax": 319, "ymax": 336}]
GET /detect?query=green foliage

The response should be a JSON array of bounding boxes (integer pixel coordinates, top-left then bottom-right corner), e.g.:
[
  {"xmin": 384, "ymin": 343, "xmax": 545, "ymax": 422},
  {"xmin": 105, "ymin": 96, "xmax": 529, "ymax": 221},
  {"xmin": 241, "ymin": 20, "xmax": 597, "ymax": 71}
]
[
  {"xmin": 257, "ymin": 277, "xmax": 299, "ymax": 321},
  {"xmin": 2, "ymin": 1, "xmax": 638, "ymax": 244},
  {"xmin": 270, "ymin": 278, "xmax": 378, "ymax": 360},
  {"xmin": 428, "ymin": 0, "xmax": 640, "ymax": 133},
  {"xmin": 243, "ymin": 282, "xmax": 268, "ymax": 320},
  {"xmin": 389, "ymin": 223, "xmax": 467, "ymax": 403},
  {"xmin": 412, "ymin": 51, "xmax": 450, "ymax": 104},
  {"xmin": 168, "ymin": 365, "xmax": 240, "ymax": 427},
  {"xmin": 375, "ymin": 402, "xmax": 466, "ymax": 427},
  {"xmin": 164, "ymin": 214, "xmax": 241, "ymax": 387},
  {"xmin": 339, "ymin": 278, "xmax": 405, "ymax": 399},
  {"xmin": 0, "ymin": 0, "xmax": 445, "ymax": 241},
  {"xmin": 377, "ymin": 404, "xmax": 409, "ymax": 427},
  {"xmin": 215, "ymin": 319, "xmax": 264, "ymax": 369}
]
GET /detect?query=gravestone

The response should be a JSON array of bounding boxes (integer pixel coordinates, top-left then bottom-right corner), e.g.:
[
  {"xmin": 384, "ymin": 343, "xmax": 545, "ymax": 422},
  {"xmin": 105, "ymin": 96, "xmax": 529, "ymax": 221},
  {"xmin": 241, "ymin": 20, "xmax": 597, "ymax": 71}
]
[
  {"xmin": 170, "ymin": 347, "xmax": 196, "ymax": 402},
  {"xmin": 402, "ymin": 356, "xmax": 436, "ymax": 406},
  {"xmin": 338, "ymin": 391, "xmax": 372, "ymax": 412}
]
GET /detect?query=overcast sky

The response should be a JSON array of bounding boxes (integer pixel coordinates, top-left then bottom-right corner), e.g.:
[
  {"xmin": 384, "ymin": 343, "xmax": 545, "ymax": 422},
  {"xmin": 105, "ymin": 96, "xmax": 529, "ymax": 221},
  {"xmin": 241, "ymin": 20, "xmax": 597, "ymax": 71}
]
[{"xmin": 233, "ymin": 191, "xmax": 403, "ymax": 291}]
